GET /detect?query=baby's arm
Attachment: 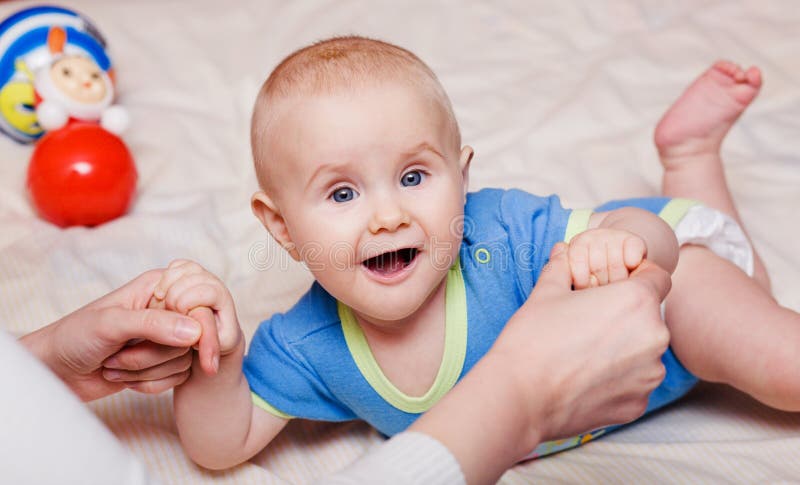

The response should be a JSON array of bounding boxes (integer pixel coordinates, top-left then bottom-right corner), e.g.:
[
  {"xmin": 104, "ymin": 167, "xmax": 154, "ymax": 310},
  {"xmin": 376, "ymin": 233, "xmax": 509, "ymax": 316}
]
[
  {"xmin": 173, "ymin": 311, "xmax": 288, "ymax": 470},
  {"xmin": 569, "ymin": 207, "xmax": 679, "ymax": 289},
  {"xmin": 153, "ymin": 261, "xmax": 288, "ymax": 469}
]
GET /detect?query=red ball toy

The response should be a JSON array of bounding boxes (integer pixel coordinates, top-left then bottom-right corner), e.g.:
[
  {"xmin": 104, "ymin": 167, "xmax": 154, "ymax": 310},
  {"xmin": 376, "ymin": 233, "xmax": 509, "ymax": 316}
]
[{"xmin": 27, "ymin": 122, "xmax": 137, "ymax": 227}]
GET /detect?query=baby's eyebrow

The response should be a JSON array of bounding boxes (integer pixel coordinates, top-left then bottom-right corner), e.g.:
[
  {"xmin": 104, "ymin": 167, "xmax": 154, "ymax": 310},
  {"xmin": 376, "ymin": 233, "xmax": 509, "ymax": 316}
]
[
  {"xmin": 400, "ymin": 142, "xmax": 444, "ymax": 160},
  {"xmin": 305, "ymin": 161, "xmax": 343, "ymax": 191},
  {"xmin": 304, "ymin": 141, "xmax": 446, "ymax": 190}
]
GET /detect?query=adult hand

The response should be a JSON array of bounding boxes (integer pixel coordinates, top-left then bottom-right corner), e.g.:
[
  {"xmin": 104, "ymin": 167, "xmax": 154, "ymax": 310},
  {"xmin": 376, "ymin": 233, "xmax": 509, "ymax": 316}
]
[
  {"xmin": 19, "ymin": 270, "xmax": 203, "ymax": 402},
  {"xmin": 503, "ymin": 243, "xmax": 671, "ymax": 445},
  {"xmin": 412, "ymin": 243, "xmax": 672, "ymax": 484}
]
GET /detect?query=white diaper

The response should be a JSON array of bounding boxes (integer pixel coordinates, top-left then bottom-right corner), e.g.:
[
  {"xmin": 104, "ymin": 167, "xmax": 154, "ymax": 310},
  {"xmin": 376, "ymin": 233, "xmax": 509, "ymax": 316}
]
[{"xmin": 672, "ymin": 204, "xmax": 754, "ymax": 277}]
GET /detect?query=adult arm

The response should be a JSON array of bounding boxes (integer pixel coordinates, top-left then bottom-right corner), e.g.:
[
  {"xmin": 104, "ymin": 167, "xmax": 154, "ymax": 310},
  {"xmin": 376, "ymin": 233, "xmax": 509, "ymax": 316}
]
[
  {"xmin": 324, "ymin": 243, "xmax": 672, "ymax": 484},
  {"xmin": 0, "ymin": 330, "xmax": 153, "ymax": 485}
]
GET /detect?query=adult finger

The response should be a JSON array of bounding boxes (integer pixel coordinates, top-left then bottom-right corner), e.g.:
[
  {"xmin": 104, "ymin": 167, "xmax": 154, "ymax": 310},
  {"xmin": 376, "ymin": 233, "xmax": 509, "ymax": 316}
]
[
  {"xmin": 94, "ymin": 307, "xmax": 202, "ymax": 348},
  {"xmin": 86, "ymin": 269, "xmax": 164, "ymax": 311},
  {"xmin": 102, "ymin": 351, "xmax": 192, "ymax": 382},
  {"xmin": 629, "ymin": 259, "xmax": 672, "ymax": 303},
  {"xmin": 103, "ymin": 341, "xmax": 191, "ymax": 370},
  {"xmin": 534, "ymin": 243, "xmax": 573, "ymax": 296},
  {"xmin": 188, "ymin": 306, "xmax": 220, "ymax": 376},
  {"xmin": 125, "ymin": 370, "xmax": 191, "ymax": 394}
]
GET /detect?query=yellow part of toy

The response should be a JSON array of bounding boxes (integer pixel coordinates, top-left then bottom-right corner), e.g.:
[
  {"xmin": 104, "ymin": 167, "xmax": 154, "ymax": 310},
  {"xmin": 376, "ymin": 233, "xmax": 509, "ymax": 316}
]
[{"xmin": 0, "ymin": 80, "xmax": 41, "ymax": 137}]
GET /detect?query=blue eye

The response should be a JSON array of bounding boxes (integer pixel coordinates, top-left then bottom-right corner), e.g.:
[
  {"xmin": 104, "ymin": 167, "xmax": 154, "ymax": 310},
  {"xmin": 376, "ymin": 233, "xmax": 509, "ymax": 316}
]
[
  {"xmin": 401, "ymin": 170, "xmax": 424, "ymax": 187},
  {"xmin": 331, "ymin": 187, "xmax": 357, "ymax": 203}
]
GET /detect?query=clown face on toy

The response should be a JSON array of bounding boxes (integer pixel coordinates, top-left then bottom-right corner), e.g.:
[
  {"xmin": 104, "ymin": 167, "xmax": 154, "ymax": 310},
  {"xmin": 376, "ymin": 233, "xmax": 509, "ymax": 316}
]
[
  {"xmin": 0, "ymin": 6, "xmax": 128, "ymax": 142},
  {"xmin": 34, "ymin": 26, "xmax": 128, "ymax": 135}
]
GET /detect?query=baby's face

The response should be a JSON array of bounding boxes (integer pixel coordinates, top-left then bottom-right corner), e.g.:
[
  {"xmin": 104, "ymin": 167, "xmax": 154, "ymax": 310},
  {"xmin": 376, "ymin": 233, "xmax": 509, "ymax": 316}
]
[
  {"xmin": 49, "ymin": 56, "xmax": 108, "ymax": 104},
  {"xmin": 256, "ymin": 82, "xmax": 471, "ymax": 325}
]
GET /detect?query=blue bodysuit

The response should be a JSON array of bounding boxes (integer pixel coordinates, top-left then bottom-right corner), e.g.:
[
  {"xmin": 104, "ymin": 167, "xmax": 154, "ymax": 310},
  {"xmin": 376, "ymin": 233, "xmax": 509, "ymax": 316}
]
[{"xmin": 243, "ymin": 188, "xmax": 734, "ymax": 457}]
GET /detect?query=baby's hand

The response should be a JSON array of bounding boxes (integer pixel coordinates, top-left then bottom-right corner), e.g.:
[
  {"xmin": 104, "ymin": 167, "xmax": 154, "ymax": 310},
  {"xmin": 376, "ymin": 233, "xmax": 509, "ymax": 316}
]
[
  {"xmin": 147, "ymin": 260, "xmax": 242, "ymax": 376},
  {"xmin": 567, "ymin": 228, "xmax": 647, "ymax": 289}
]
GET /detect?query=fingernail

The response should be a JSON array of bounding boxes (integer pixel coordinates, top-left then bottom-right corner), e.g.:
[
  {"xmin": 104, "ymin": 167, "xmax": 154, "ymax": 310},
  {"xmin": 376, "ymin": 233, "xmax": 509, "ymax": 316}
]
[
  {"xmin": 104, "ymin": 369, "xmax": 122, "ymax": 381},
  {"xmin": 212, "ymin": 355, "xmax": 220, "ymax": 373},
  {"xmin": 104, "ymin": 356, "xmax": 120, "ymax": 368},
  {"xmin": 152, "ymin": 280, "xmax": 167, "ymax": 298},
  {"xmin": 552, "ymin": 243, "xmax": 566, "ymax": 256},
  {"xmin": 175, "ymin": 319, "xmax": 201, "ymax": 342}
]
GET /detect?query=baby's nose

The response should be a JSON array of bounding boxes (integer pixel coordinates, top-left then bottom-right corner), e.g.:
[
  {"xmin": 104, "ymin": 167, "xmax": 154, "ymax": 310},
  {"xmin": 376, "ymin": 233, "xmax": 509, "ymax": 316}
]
[{"xmin": 368, "ymin": 200, "xmax": 411, "ymax": 234}]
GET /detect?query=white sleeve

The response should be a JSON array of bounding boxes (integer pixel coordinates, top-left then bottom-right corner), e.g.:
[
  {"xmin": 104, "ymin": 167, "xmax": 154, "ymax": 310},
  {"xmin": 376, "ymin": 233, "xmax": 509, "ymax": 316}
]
[
  {"xmin": 673, "ymin": 204, "xmax": 754, "ymax": 276},
  {"xmin": 316, "ymin": 432, "xmax": 465, "ymax": 485},
  {"xmin": 0, "ymin": 331, "xmax": 156, "ymax": 485}
]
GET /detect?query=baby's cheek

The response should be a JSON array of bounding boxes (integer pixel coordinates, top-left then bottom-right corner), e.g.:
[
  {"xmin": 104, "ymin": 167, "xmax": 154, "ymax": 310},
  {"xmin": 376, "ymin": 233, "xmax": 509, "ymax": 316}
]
[
  {"xmin": 328, "ymin": 243, "xmax": 357, "ymax": 270},
  {"xmin": 295, "ymin": 241, "xmax": 325, "ymax": 270}
]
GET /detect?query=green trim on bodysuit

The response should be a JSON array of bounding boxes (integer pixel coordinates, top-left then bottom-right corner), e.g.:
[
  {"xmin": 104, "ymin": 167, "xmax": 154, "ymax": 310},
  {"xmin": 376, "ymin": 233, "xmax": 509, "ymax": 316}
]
[
  {"xmin": 658, "ymin": 198, "xmax": 700, "ymax": 228},
  {"xmin": 338, "ymin": 261, "xmax": 468, "ymax": 414},
  {"xmin": 252, "ymin": 391, "xmax": 293, "ymax": 419},
  {"xmin": 564, "ymin": 209, "xmax": 594, "ymax": 243}
]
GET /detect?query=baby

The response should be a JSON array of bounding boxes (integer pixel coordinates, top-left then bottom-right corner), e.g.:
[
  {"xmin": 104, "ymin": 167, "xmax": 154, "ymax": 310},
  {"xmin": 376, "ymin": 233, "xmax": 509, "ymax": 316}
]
[{"xmin": 151, "ymin": 37, "xmax": 800, "ymax": 468}]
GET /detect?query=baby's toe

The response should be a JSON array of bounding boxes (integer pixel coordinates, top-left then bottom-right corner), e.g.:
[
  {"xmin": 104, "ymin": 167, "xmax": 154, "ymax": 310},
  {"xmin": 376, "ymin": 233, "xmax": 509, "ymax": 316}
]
[
  {"xmin": 713, "ymin": 60, "xmax": 744, "ymax": 80},
  {"xmin": 745, "ymin": 66, "xmax": 762, "ymax": 88}
]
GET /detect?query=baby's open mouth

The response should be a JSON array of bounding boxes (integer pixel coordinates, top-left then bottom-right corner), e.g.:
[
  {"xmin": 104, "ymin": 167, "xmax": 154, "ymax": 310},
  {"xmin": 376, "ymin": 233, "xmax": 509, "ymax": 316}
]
[{"xmin": 362, "ymin": 248, "xmax": 420, "ymax": 275}]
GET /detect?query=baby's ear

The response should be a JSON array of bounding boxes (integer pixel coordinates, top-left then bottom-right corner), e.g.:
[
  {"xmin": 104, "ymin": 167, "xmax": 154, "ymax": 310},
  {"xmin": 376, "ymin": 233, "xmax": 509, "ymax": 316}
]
[
  {"xmin": 459, "ymin": 146, "xmax": 474, "ymax": 199},
  {"xmin": 251, "ymin": 191, "xmax": 301, "ymax": 261}
]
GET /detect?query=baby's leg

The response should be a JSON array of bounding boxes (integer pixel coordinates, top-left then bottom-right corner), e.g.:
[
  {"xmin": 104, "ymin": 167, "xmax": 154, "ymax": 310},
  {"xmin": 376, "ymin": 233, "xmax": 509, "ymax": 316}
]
[
  {"xmin": 654, "ymin": 61, "xmax": 770, "ymax": 290},
  {"xmin": 666, "ymin": 245, "xmax": 800, "ymax": 411}
]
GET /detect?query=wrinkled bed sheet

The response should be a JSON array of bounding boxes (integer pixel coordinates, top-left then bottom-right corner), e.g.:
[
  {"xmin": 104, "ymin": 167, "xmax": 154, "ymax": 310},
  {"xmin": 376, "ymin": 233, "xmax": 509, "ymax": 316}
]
[{"xmin": 1, "ymin": 0, "xmax": 798, "ymax": 483}]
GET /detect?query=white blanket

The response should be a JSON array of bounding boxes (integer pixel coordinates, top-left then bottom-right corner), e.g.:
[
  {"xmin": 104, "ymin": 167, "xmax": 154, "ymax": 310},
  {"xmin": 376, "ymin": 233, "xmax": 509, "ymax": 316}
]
[{"xmin": 1, "ymin": 0, "xmax": 798, "ymax": 483}]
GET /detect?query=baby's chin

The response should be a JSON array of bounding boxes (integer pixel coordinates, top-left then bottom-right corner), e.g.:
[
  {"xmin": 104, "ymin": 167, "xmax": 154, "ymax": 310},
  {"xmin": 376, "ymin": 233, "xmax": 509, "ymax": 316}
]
[{"xmin": 346, "ymin": 297, "xmax": 429, "ymax": 328}]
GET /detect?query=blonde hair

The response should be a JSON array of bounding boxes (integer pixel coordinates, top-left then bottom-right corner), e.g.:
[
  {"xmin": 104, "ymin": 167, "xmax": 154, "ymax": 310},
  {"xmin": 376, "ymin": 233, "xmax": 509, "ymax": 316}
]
[{"xmin": 250, "ymin": 36, "xmax": 460, "ymax": 190}]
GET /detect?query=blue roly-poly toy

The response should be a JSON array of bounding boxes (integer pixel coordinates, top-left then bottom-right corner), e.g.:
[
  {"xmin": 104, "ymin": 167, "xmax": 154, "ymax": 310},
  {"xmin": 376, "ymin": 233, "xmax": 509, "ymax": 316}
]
[{"xmin": 0, "ymin": 6, "xmax": 117, "ymax": 143}]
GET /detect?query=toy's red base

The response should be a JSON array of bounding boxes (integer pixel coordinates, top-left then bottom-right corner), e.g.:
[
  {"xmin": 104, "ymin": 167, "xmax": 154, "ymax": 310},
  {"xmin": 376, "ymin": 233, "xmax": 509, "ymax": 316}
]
[{"xmin": 27, "ymin": 123, "xmax": 137, "ymax": 227}]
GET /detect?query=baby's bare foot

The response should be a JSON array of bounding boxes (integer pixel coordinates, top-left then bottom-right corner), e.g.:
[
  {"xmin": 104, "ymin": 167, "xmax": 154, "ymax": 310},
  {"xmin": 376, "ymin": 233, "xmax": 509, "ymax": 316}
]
[{"xmin": 655, "ymin": 60, "xmax": 761, "ymax": 165}]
